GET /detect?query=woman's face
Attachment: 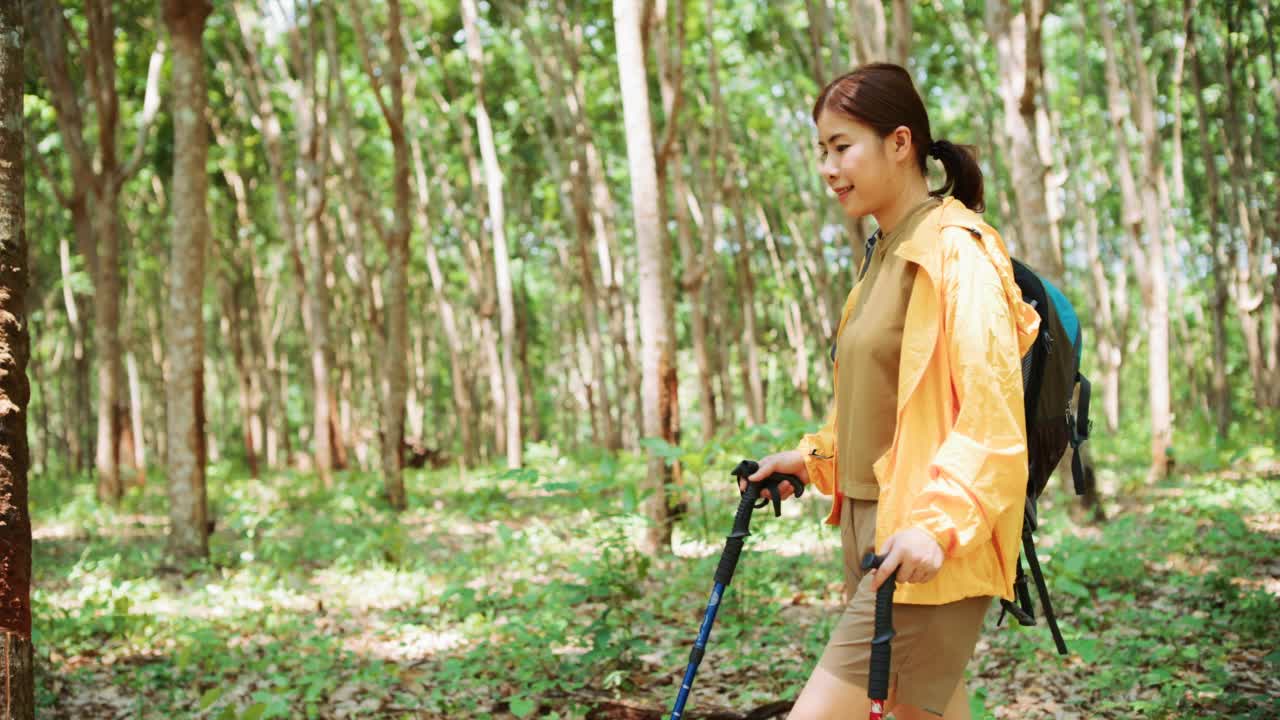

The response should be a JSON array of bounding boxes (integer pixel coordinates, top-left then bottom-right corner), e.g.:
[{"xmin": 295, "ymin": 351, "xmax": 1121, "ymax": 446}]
[{"xmin": 815, "ymin": 109, "xmax": 900, "ymax": 219}]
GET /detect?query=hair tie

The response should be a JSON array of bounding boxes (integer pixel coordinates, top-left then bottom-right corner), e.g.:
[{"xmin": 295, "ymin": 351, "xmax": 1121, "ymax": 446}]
[{"xmin": 928, "ymin": 140, "xmax": 945, "ymax": 158}]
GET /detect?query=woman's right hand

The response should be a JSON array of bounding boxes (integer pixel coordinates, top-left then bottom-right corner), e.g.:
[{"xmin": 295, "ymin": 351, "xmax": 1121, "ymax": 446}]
[{"xmin": 738, "ymin": 450, "xmax": 809, "ymax": 501}]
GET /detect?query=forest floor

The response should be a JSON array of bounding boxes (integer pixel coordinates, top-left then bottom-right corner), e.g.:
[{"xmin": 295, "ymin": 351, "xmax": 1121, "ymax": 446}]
[{"xmin": 32, "ymin": 433, "xmax": 1280, "ymax": 719}]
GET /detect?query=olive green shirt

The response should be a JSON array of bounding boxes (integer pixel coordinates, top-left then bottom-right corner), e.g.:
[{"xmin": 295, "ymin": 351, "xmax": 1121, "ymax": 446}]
[{"xmin": 835, "ymin": 198, "xmax": 941, "ymax": 499}]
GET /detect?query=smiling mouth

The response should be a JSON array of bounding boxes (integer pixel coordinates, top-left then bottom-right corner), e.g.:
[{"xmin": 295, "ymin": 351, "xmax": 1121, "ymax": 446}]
[{"xmin": 833, "ymin": 186, "xmax": 853, "ymax": 199}]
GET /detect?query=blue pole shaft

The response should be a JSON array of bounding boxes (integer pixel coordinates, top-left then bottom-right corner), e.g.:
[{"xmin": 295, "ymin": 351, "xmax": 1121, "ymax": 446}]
[{"xmin": 668, "ymin": 581, "xmax": 726, "ymax": 720}]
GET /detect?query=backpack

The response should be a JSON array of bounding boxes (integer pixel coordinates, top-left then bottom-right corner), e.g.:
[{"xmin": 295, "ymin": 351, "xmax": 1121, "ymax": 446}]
[{"xmin": 1004, "ymin": 258, "xmax": 1094, "ymax": 655}]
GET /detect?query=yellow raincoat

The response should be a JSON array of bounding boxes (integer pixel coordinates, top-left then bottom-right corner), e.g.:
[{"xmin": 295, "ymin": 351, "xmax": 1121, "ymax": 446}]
[{"xmin": 796, "ymin": 197, "xmax": 1041, "ymax": 605}]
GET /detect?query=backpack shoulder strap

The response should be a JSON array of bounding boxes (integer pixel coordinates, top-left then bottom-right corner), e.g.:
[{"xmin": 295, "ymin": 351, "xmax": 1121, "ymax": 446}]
[{"xmin": 1070, "ymin": 373, "xmax": 1092, "ymax": 495}]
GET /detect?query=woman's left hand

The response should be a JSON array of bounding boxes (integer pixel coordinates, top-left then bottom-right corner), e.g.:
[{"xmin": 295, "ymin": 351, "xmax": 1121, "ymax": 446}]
[{"xmin": 870, "ymin": 527, "xmax": 944, "ymax": 590}]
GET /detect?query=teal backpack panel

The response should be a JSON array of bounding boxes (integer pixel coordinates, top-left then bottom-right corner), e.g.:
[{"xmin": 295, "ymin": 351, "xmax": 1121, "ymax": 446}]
[{"xmin": 1041, "ymin": 277, "xmax": 1081, "ymax": 365}]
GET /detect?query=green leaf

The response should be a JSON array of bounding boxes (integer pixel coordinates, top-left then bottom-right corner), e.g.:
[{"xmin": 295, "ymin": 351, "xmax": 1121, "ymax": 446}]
[
  {"xmin": 199, "ymin": 687, "xmax": 223, "ymax": 711},
  {"xmin": 240, "ymin": 702, "xmax": 268, "ymax": 720},
  {"xmin": 1056, "ymin": 578, "xmax": 1090, "ymax": 600},
  {"xmin": 509, "ymin": 697, "xmax": 536, "ymax": 718},
  {"xmin": 539, "ymin": 481, "xmax": 581, "ymax": 493},
  {"xmin": 1072, "ymin": 638, "xmax": 1100, "ymax": 664},
  {"xmin": 640, "ymin": 437, "xmax": 683, "ymax": 460},
  {"xmin": 1264, "ymin": 648, "xmax": 1280, "ymax": 666},
  {"xmin": 499, "ymin": 467, "xmax": 540, "ymax": 484}
]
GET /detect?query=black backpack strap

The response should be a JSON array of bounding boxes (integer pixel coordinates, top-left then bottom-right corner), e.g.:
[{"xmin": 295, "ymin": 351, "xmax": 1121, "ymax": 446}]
[
  {"xmin": 858, "ymin": 230, "xmax": 879, "ymax": 282},
  {"xmin": 1022, "ymin": 526, "xmax": 1069, "ymax": 656},
  {"xmin": 998, "ymin": 556, "xmax": 1036, "ymax": 628},
  {"xmin": 1075, "ymin": 373, "xmax": 1092, "ymax": 442},
  {"xmin": 1070, "ymin": 373, "xmax": 1092, "ymax": 496}
]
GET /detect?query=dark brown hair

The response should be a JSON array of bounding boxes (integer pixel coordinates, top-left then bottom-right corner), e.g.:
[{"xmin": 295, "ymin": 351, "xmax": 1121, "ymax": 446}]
[{"xmin": 813, "ymin": 63, "xmax": 985, "ymax": 212}]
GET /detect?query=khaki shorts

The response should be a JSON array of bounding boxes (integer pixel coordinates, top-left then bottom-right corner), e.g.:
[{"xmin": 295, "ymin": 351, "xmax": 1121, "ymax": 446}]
[{"xmin": 817, "ymin": 499, "xmax": 990, "ymax": 716}]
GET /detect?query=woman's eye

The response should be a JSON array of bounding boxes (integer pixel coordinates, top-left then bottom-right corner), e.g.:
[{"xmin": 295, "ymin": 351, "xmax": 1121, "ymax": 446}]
[{"xmin": 835, "ymin": 145, "xmax": 850, "ymax": 153}]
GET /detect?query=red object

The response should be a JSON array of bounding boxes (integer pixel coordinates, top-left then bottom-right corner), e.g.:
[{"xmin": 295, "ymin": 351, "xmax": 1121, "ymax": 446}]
[{"xmin": 869, "ymin": 699, "xmax": 886, "ymax": 720}]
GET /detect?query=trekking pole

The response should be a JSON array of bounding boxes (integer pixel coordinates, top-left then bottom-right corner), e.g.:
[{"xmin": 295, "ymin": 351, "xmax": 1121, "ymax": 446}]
[
  {"xmin": 861, "ymin": 552, "xmax": 898, "ymax": 720},
  {"xmin": 668, "ymin": 460, "xmax": 803, "ymax": 720}
]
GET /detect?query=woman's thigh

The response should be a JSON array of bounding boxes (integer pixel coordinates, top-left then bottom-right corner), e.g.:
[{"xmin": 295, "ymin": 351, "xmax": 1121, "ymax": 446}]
[{"xmin": 787, "ymin": 664, "xmax": 871, "ymax": 720}]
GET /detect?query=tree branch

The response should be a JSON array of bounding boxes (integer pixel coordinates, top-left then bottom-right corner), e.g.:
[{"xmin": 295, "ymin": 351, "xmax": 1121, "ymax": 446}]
[
  {"xmin": 347, "ymin": 0, "xmax": 399, "ymax": 135},
  {"xmin": 119, "ymin": 40, "xmax": 167, "ymax": 186}
]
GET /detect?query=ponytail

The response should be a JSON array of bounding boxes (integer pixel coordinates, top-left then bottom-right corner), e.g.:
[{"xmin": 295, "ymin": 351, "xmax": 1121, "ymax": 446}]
[{"xmin": 928, "ymin": 140, "xmax": 985, "ymax": 213}]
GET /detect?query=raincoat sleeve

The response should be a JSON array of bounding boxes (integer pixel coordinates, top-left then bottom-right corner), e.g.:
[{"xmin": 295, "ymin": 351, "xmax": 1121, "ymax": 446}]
[
  {"xmin": 907, "ymin": 234, "xmax": 1029, "ymax": 558},
  {"xmin": 794, "ymin": 403, "xmax": 837, "ymax": 495}
]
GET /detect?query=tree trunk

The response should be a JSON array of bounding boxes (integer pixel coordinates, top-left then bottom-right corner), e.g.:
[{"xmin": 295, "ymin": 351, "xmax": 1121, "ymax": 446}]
[
  {"xmin": 987, "ymin": 0, "xmax": 1063, "ymax": 285},
  {"xmin": 758, "ymin": 204, "xmax": 815, "ymax": 421},
  {"xmin": 676, "ymin": 165, "xmax": 717, "ymax": 438},
  {"xmin": 1078, "ymin": 182, "xmax": 1126, "ymax": 433},
  {"xmin": 220, "ymin": 278, "xmax": 258, "ymax": 479},
  {"xmin": 847, "ymin": 0, "xmax": 888, "ymax": 64},
  {"xmin": 730, "ymin": 187, "xmax": 765, "ymax": 424},
  {"xmin": 1187, "ymin": 3, "xmax": 1232, "ymax": 436},
  {"xmin": 163, "ymin": 0, "xmax": 211, "ymax": 558},
  {"xmin": 462, "ymin": 0, "xmax": 522, "ymax": 468},
  {"xmin": 209, "ymin": 114, "xmax": 267, "ymax": 474},
  {"xmin": 1121, "ymin": 1, "xmax": 1173, "ymax": 478},
  {"xmin": 517, "ymin": 12, "xmax": 619, "ymax": 451},
  {"xmin": 28, "ymin": 0, "xmax": 163, "ymax": 503},
  {"xmin": 1099, "ymin": 0, "xmax": 1172, "ymax": 479},
  {"xmin": 350, "ymin": 0, "xmax": 410, "ymax": 508},
  {"xmin": 1219, "ymin": 5, "xmax": 1274, "ymax": 409},
  {"xmin": 891, "ymin": 0, "xmax": 912, "ymax": 66},
  {"xmin": 91, "ymin": 190, "xmax": 123, "ymax": 501},
  {"xmin": 616, "ymin": 0, "xmax": 675, "ymax": 555},
  {"xmin": 56, "ymin": 234, "xmax": 90, "ymax": 471},
  {"xmin": 0, "ymin": 0, "xmax": 35, "ymax": 709},
  {"xmin": 125, "ymin": 351, "xmax": 146, "ymax": 472}
]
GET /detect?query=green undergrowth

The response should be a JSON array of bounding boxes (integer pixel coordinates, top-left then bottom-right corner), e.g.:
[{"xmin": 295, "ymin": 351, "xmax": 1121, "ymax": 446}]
[{"xmin": 32, "ymin": 422, "xmax": 1280, "ymax": 719}]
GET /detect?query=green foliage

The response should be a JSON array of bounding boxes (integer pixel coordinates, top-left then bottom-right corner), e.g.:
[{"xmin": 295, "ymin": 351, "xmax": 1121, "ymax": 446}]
[{"xmin": 35, "ymin": 418, "xmax": 1280, "ymax": 717}]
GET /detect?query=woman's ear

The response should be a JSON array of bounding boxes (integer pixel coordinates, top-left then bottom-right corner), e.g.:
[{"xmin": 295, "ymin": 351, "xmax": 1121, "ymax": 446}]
[{"xmin": 886, "ymin": 125, "xmax": 914, "ymax": 163}]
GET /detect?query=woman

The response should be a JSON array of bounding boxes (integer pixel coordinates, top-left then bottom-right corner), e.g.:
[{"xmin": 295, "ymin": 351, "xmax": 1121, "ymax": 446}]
[{"xmin": 741, "ymin": 63, "xmax": 1040, "ymax": 719}]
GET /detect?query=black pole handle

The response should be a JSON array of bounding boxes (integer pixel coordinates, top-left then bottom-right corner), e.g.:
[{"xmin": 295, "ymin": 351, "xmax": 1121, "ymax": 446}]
[
  {"xmin": 712, "ymin": 461, "xmax": 803, "ymax": 588},
  {"xmin": 861, "ymin": 552, "xmax": 897, "ymax": 702},
  {"xmin": 713, "ymin": 481, "xmax": 758, "ymax": 587},
  {"xmin": 730, "ymin": 460, "xmax": 804, "ymax": 520}
]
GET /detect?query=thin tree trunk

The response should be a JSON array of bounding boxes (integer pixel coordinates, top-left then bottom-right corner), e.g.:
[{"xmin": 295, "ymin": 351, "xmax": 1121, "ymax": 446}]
[
  {"xmin": 848, "ymin": 0, "xmax": 887, "ymax": 64},
  {"xmin": 462, "ymin": 0, "xmax": 522, "ymax": 468},
  {"xmin": 212, "ymin": 59, "xmax": 284, "ymax": 469},
  {"xmin": 676, "ymin": 165, "xmax": 717, "ymax": 438},
  {"xmin": 0, "ymin": 0, "xmax": 34, "ymax": 711},
  {"xmin": 730, "ymin": 186, "xmax": 765, "ymax": 424},
  {"xmin": 29, "ymin": 0, "xmax": 163, "ymax": 503},
  {"xmin": 1078, "ymin": 181, "xmax": 1126, "ymax": 433},
  {"xmin": 758, "ymin": 203, "xmax": 815, "ymax": 421},
  {"xmin": 891, "ymin": 0, "xmax": 912, "ymax": 66},
  {"xmin": 1219, "ymin": 5, "xmax": 1274, "ymax": 408},
  {"xmin": 516, "ymin": 11, "xmax": 618, "ymax": 450},
  {"xmin": 163, "ymin": 0, "xmax": 211, "ymax": 558},
  {"xmin": 350, "ymin": 0, "xmax": 410, "ymax": 508},
  {"xmin": 616, "ymin": 0, "xmax": 675, "ymax": 555},
  {"xmin": 987, "ymin": 0, "xmax": 1063, "ymax": 285},
  {"xmin": 125, "ymin": 351, "xmax": 146, "ymax": 471},
  {"xmin": 1122, "ymin": 1, "xmax": 1173, "ymax": 478},
  {"xmin": 232, "ymin": 2, "xmax": 340, "ymax": 481},
  {"xmin": 1187, "ymin": 3, "xmax": 1232, "ymax": 435},
  {"xmin": 1099, "ymin": 0, "xmax": 1172, "ymax": 479},
  {"xmin": 56, "ymin": 235, "xmax": 88, "ymax": 470},
  {"xmin": 220, "ymin": 278, "xmax": 258, "ymax": 478}
]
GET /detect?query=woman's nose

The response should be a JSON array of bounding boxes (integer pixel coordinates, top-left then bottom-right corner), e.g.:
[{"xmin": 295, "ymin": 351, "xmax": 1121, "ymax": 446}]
[{"xmin": 819, "ymin": 155, "xmax": 836, "ymax": 178}]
